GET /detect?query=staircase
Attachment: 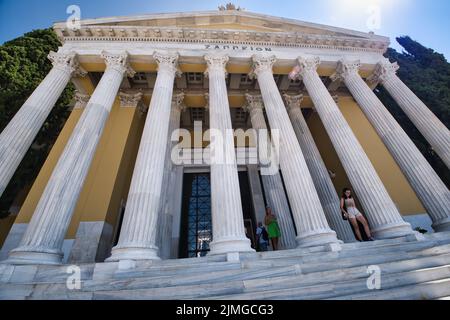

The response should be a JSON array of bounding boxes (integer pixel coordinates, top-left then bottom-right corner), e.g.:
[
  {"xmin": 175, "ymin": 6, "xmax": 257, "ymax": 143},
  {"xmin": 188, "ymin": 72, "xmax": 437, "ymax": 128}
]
[{"xmin": 1, "ymin": 232, "xmax": 450, "ymax": 300}]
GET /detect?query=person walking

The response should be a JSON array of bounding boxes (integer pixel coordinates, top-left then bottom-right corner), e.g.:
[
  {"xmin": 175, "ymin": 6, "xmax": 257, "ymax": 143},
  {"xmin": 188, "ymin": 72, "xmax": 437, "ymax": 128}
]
[
  {"xmin": 256, "ymin": 222, "xmax": 269, "ymax": 252},
  {"xmin": 264, "ymin": 206, "xmax": 281, "ymax": 251}
]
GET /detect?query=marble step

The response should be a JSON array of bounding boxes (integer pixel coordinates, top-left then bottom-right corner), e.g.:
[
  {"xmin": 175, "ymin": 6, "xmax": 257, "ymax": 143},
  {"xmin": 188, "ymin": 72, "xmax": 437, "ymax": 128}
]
[
  {"xmin": 248, "ymin": 239, "xmax": 444, "ymax": 264},
  {"xmin": 30, "ymin": 279, "xmax": 247, "ymax": 300},
  {"xmin": 45, "ymin": 251, "xmax": 450, "ymax": 294},
  {"xmin": 84, "ymin": 264, "xmax": 298, "ymax": 291},
  {"xmin": 92, "ymin": 242, "xmax": 450, "ymax": 284},
  {"xmin": 423, "ymin": 231, "xmax": 450, "ymax": 241},
  {"xmin": 241, "ymin": 253, "xmax": 450, "ymax": 293},
  {"xmin": 0, "ymin": 260, "xmax": 241, "ymax": 285},
  {"xmin": 6, "ymin": 251, "xmax": 450, "ymax": 300},
  {"xmin": 114, "ymin": 260, "xmax": 242, "ymax": 278},
  {"xmin": 115, "ymin": 242, "xmax": 446, "ymax": 273},
  {"xmin": 6, "ymin": 265, "xmax": 450, "ymax": 301},
  {"xmin": 2, "ymin": 237, "xmax": 450, "ymax": 300},
  {"xmin": 211, "ymin": 265, "xmax": 450, "ymax": 300},
  {"xmin": 0, "ymin": 283, "xmax": 33, "ymax": 300},
  {"xmin": 254, "ymin": 236, "xmax": 410, "ymax": 260},
  {"xmin": 2, "ymin": 241, "xmax": 450, "ymax": 288},
  {"xmin": 331, "ymin": 279, "xmax": 450, "ymax": 300},
  {"xmin": 242, "ymin": 243, "xmax": 450, "ymax": 272}
]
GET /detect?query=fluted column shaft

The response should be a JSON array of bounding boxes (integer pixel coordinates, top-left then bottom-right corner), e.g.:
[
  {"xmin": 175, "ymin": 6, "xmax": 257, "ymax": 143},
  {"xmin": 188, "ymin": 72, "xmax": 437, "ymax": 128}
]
[
  {"xmin": 245, "ymin": 95, "xmax": 297, "ymax": 249},
  {"xmin": 296, "ymin": 57, "xmax": 413, "ymax": 239},
  {"xmin": 8, "ymin": 52, "xmax": 132, "ymax": 265},
  {"xmin": 284, "ymin": 94, "xmax": 356, "ymax": 242},
  {"xmin": 251, "ymin": 55, "xmax": 338, "ymax": 248},
  {"xmin": 108, "ymin": 52, "xmax": 179, "ymax": 261},
  {"xmin": 336, "ymin": 61, "xmax": 450, "ymax": 231},
  {"xmin": 370, "ymin": 60, "xmax": 450, "ymax": 168},
  {"xmin": 158, "ymin": 94, "xmax": 184, "ymax": 259},
  {"xmin": 0, "ymin": 52, "xmax": 85, "ymax": 197},
  {"xmin": 205, "ymin": 54, "xmax": 254, "ymax": 255}
]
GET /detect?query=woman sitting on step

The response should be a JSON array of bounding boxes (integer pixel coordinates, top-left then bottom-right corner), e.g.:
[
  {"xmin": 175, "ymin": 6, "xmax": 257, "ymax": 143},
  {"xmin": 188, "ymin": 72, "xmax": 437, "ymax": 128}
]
[{"xmin": 340, "ymin": 188, "xmax": 375, "ymax": 242}]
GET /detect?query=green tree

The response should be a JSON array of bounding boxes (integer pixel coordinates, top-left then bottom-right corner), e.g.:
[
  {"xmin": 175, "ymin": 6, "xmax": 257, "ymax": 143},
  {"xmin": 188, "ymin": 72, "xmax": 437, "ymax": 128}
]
[
  {"xmin": 0, "ymin": 29, "xmax": 74, "ymax": 218},
  {"xmin": 375, "ymin": 36, "xmax": 450, "ymax": 188}
]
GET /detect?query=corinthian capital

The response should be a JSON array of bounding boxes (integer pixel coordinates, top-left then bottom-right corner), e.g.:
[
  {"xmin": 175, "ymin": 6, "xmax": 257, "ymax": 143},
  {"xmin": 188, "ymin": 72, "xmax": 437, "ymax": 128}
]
[
  {"xmin": 296, "ymin": 56, "xmax": 320, "ymax": 77},
  {"xmin": 283, "ymin": 94, "xmax": 304, "ymax": 112},
  {"xmin": 154, "ymin": 51, "xmax": 180, "ymax": 75},
  {"xmin": 119, "ymin": 91, "xmax": 143, "ymax": 108},
  {"xmin": 73, "ymin": 91, "xmax": 90, "ymax": 109},
  {"xmin": 367, "ymin": 59, "xmax": 400, "ymax": 86},
  {"xmin": 204, "ymin": 54, "xmax": 229, "ymax": 78},
  {"xmin": 101, "ymin": 51, "xmax": 135, "ymax": 77},
  {"xmin": 244, "ymin": 94, "xmax": 264, "ymax": 114},
  {"xmin": 331, "ymin": 60, "xmax": 361, "ymax": 82},
  {"xmin": 250, "ymin": 55, "xmax": 277, "ymax": 78},
  {"xmin": 48, "ymin": 51, "xmax": 86, "ymax": 77},
  {"xmin": 172, "ymin": 92, "xmax": 186, "ymax": 112},
  {"xmin": 203, "ymin": 93, "xmax": 210, "ymax": 110}
]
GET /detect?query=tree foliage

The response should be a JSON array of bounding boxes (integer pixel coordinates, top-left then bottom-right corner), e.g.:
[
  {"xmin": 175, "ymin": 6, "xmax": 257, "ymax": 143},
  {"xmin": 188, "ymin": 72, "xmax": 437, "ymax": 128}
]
[
  {"xmin": 0, "ymin": 29, "xmax": 74, "ymax": 218},
  {"xmin": 375, "ymin": 36, "xmax": 450, "ymax": 188}
]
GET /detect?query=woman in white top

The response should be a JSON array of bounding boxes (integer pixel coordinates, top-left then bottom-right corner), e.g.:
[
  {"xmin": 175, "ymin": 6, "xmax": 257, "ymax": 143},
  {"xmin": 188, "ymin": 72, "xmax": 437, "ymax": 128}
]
[{"xmin": 340, "ymin": 188, "xmax": 374, "ymax": 242}]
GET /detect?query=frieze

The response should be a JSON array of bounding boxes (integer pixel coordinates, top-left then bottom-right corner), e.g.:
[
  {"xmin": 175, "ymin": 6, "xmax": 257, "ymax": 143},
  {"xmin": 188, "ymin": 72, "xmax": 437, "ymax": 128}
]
[{"xmin": 55, "ymin": 26, "xmax": 388, "ymax": 54}]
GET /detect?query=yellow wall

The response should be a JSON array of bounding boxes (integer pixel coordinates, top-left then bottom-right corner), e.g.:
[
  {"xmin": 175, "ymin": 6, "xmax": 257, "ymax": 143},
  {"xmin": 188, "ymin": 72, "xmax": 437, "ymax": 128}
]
[
  {"xmin": 15, "ymin": 108, "xmax": 84, "ymax": 225},
  {"xmin": 307, "ymin": 111, "xmax": 353, "ymax": 201},
  {"xmin": 65, "ymin": 101, "xmax": 141, "ymax": 237},
  {"xmin": 11, "ymin": 99, "xmax": 143, "ymax": 240},
  {"xmin": 307, "ymin": 97, "xmax": 425, "ymax": 215},
  {"xmin": 104, "ymin": 107, "xmax": 146, "ymax": 233}
]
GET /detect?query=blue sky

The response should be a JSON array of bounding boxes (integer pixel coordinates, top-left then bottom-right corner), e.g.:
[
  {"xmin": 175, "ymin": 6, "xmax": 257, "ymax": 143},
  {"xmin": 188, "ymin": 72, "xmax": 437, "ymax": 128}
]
[{"xmin": 1, "ymin": 0, "xmax": 450, "ymax": 59}]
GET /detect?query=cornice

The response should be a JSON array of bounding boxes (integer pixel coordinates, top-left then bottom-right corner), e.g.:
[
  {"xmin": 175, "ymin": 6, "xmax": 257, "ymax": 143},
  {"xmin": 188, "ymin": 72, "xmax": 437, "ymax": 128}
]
[{"xmin": 54, "ymin": 26, "xmax": 388, "ymax": 54}]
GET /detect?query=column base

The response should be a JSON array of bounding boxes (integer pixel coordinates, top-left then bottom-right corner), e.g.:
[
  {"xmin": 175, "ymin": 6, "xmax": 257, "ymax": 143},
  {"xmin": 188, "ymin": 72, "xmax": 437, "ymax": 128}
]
[
  {"xmin": 106, "ymin": 246, "xmax": 161, "ymax": 262},
  {"xmin": 295, "ymin": 229, "xmax": 340, "ymax": 248},
  {"xmin": 432, "ymin": 217, "xmax": 450, "ymax": 233},
  {"xmin": 371, "ymin": 221, "xmax": 414, "ymax": 239},
  {"xmin": 5, "ymin": 247, "xmax": 63, "ymax": 265},
  {"xmin": 208, "ymin": 237, "xmax": 255, "ymax": 255}
]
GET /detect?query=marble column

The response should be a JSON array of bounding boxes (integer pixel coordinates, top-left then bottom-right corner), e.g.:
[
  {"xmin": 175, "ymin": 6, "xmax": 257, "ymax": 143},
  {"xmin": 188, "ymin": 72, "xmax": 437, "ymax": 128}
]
[
  {"xmin": 283, "ymin": 94, "xmax": 356, "ymax": 242},
  {"xmin": 170, "ymin": 166, "xmax": 184, "ymax": 258},
  {"xmin": 244, "ymin": 94, "xmax": 297, "ymax": 249},
  {"xmin": 0, "ymin": 51, "xmax": 86, "ymax": 197},
  {"xmin": 7, "ymin": 52, "xmax": 134, "ymax": 265},
  {"xmin": 251, "ymin": 55, "xmax": 339, "ymax": 248},
  {"xmin": 369, "ymin": 59, "xmax": 450, "ymax": 169},
  {"xmin": 158, "ymin": 93, "xmax": 185, "ymax": 259},
  {"xmin": 204, "ymin": 54, "xmax": 254, "ymax": 255},
  {"xmin": 295, "ymin": 56, "xmax": 413, "ymax": 239},
  {"xmin": 108, "ymin": 52, "xmax": 180, "ymax": 261},
  {"xmin": 334, "ymin": 60, "xmax": 450, "ymax": 232},
  {"xmin": 246, "ymin": 165, "xmax": 267, "ymax": 227}
]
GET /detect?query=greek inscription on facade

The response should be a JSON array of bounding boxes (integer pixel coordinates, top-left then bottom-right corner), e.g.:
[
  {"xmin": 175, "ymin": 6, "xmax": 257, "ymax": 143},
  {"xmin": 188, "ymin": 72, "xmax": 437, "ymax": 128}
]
[{"xmin": 205, "ymin": 44, "xmax": 272, "ymax": 52}]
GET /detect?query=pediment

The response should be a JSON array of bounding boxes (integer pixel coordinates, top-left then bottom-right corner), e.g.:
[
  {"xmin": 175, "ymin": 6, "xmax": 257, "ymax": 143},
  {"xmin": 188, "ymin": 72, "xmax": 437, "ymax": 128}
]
[
  {"xmin": 60, "ymin": 10, "xmax": 385, "ymax": 39},
  {"xmin": 54, "ymin": 9, "xmax": 389, "ymax": 52}
]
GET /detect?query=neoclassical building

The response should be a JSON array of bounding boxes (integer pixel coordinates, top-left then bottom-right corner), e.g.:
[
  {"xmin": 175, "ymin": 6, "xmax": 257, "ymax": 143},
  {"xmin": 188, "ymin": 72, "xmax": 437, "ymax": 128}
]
[{"xmin": 0, "ymin": 7, "xmax": 450, "ymax": 269}]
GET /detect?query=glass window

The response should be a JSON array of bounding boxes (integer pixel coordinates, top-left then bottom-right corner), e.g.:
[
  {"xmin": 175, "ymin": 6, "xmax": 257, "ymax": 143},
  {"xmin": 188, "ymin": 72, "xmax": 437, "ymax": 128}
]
[{"xmin": 187, "ymin": 72, "xmax": 203, "ymax": 84}]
